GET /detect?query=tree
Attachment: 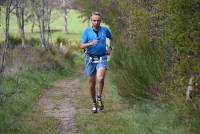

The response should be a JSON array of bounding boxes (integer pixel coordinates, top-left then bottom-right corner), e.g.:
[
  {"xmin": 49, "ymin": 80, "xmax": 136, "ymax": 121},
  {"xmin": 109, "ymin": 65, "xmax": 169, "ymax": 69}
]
[
  {"xmin": 30, "ymin": 0, "xmax": 46, "ymax": 47},
  {"xmin": 29, "ymin": 0, "xmax": 69, "ymax": 47},
  {"xmin": 59, "ymin": 0, "xmax": 73, "ymax": 33},
  {"xmin": 14, "ymin": 0, "xmax": 26, "ymax": 47},
  {"xmin": 0, "ymin": 0, "xmax": 16, "ymax": 73}
]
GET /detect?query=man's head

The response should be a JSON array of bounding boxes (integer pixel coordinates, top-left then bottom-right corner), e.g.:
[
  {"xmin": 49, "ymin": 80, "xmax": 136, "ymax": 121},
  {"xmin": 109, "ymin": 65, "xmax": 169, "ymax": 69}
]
[{"xmin": 91, "ymin": 12, "xmax": 101, "ymax": 30}]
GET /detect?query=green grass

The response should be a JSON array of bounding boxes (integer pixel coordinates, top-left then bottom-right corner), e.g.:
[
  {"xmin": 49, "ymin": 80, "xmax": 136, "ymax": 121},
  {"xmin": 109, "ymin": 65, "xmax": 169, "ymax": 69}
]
[
  {"xmin": 75, "ymin": 74, "xmax": 189, "ymax": 134},
  {"xmin": 0, "ymin": 61, "xmax": 75, "ymax": 134},
  {"xmin": 0, "ymin": 10, "xmax": 88, "ymax": 42}
]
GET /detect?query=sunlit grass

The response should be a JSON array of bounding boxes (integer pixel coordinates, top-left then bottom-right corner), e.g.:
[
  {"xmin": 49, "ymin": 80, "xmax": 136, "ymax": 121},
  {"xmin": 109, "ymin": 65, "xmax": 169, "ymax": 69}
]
[{"xmin": 0, "ymin": 10, "xmax": 88, "ymax": 42}]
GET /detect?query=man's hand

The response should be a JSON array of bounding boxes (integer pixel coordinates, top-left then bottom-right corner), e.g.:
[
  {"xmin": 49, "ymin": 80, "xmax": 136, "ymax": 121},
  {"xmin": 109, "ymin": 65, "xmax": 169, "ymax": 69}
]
[
  {"xmin": 106, "ymin": 48, "xmax": 112, "ymax": 55},
  {"xmin": 80, "ymin": 39, "xmax": 98, "ymax": 49},
  {"xmin": 90, "ymin": 40, "xmax": 98, "ymax": 46}
]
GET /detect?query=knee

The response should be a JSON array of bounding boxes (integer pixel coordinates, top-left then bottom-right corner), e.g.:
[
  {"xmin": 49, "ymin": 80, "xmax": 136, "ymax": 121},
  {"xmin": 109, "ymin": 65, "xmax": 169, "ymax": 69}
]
[{"xmin": 97, "ymin": 76, "xmax": 104, "ymax": 83}]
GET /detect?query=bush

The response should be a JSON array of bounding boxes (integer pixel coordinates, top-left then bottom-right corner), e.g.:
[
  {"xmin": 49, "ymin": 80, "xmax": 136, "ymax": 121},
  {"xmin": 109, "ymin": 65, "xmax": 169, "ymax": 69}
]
[
  {"xmin": 8, "ymin": 35, "xmax": 21, "ymax": 48},
  {"xmin": 111, "ymin": 36, "xmax": 168, "ymax": 98},
  {"xmin": 6, "ymin": 35, "xmax": 40, "ymax": 48},
  {"xmin": 3, "ymin": 45, "xmax": 74, "ymax": 75},
  {"xmin": 0, "ymin": 35, "xmax": 76, "ymax": 75},
  {"xmin": 55, "ymin": 37, "xmax": 80, "ymax": 52}
]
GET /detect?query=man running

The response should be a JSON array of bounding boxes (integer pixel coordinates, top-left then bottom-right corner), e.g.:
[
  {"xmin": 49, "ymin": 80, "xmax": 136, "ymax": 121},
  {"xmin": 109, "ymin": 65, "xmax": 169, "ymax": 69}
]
[{"xmin": 80, "ymin": 11, "xmax": 113, "ymax": 113}]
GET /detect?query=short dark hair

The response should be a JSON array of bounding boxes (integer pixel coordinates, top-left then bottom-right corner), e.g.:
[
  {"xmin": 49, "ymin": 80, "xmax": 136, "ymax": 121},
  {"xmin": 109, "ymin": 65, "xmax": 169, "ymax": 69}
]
[{"xmin": 91, "ymin": 11, "xmax": 102, "ymax": 17}]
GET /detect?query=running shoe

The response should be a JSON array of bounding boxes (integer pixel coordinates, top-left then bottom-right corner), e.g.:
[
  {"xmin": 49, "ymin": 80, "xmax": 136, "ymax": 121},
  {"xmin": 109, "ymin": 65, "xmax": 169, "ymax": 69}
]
[
  {"xmin": 97, "ymin": 97, "xmax": 104, "ymax": 110},
  {"xmin": 91, "ymin": 103, "xmax": 98, "ymax": 113}
]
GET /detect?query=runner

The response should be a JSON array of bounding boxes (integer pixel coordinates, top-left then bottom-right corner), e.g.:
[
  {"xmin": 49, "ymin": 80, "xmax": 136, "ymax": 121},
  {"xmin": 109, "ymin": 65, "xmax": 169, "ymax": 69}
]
[{"xmin": 80, "ymin": 11, "xmax": 113, "ymax": 113}]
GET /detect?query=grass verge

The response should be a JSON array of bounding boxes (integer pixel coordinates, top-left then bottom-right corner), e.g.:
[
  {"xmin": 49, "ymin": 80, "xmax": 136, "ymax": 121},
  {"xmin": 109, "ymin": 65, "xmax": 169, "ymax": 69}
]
[
  {"xmin": 74, "ymin": 74, "xmax": 189, "ymax": 134},
  {"xmin": 0, "ymin": 61, "xmax": 75, "ymax": 134}
]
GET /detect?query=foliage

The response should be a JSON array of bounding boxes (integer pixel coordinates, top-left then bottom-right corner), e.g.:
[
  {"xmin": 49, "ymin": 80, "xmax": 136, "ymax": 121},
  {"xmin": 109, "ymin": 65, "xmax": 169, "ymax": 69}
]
[
  {"xmin": 7, "ymin": 35, "xmax": 40, "ymax": 48},
  {"xmin": 165, "ymin": 0, "xmax": 200, "ymax": 94},
  {"xmin": 74, "ymin": 0, "xmax": 200, "ymax": 101},
  {"xmin": 56, "ymin": 36, "xmax": 81, "ymax": 52},
  {"xmin": 0, "ymin": 34, "xmax": 77, "ymax": 75},
  {"xmin": 74, "ymin": 0, "xmax": 200, "ymax": 133},
  {"xmin": 166, "ymin": 0, "xmax": 200, "ymax": 74}
]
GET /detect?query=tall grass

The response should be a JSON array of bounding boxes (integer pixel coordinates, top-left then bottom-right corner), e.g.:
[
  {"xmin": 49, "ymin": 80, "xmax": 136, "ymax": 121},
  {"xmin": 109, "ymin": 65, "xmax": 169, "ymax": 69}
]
[
  {"xmin": 0, "ymin": 62, "xmax": 74, "ymax": 134},
  {"xmin": 110, "ymin": 34, "xmax": 168, "ymax": 98}
]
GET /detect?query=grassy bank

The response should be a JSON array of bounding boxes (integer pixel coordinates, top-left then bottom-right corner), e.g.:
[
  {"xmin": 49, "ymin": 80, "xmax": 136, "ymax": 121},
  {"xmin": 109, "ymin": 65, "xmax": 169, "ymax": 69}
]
[
  {"xmin": 75, "ymin": 74, "xmax": 190, "ymax": 134},
  {"xmin": 0, "ymin": 61, "xmax": 75, "ymax": 134}
]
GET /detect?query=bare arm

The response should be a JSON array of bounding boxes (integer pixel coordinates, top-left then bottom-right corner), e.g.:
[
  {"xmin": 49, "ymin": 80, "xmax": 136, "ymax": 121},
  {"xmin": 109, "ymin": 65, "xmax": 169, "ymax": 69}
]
[
  {"xmin": 109, "ymin": 38, "xmax": 113, "ymax": 49},
  {"xmin": 107, "ymin": 38, "xmax": 113, "ymax": 55}
]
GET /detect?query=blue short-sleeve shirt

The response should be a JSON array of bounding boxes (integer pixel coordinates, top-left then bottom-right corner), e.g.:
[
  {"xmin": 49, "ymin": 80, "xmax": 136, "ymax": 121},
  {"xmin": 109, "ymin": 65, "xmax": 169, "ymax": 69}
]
[{"xmin": 80, "ymin": 26, "xmax": 112, "ymax": 56}]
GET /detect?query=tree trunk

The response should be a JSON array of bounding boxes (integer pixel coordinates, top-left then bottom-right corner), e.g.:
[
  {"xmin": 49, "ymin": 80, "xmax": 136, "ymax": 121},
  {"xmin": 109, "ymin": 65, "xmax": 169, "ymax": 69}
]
[
  {"xmin": 21, "ymin": 8, "xmax": 25, "ymax": 47},
  {"xmin": 0, "ymin": 5, "xmax": 10, "ymax": 73},
  {"xmin": 31, "ymin": 16, "xmax": 35, "ymax": 33},
  {"xmin": 38, "ymin": 0, "xmax": 46, "ymax": 48},
  {"xmin": 16, "ymin": 6, "xmax": 25, "ymax": 48},
  {"xmin": 186, "ymin": 75, "xmax": 194, "ymax": 102},
  {"xmin": 38, "ymin": 17, "xmax": 45, "ymax": 48},
  {"xmin": 47, "ymin": 9, "xmax": 53, "ymax": 45},
  {"xmin": 63, "ymin": 9, "xmax": 68, "ymax": 33},
  {"xmin": 0, "ymin": 7, "xmax": 1, "ymax": 27},
  {"xmin": 41, "ymin": 0, "xmax": 46, "ymax": 48}
]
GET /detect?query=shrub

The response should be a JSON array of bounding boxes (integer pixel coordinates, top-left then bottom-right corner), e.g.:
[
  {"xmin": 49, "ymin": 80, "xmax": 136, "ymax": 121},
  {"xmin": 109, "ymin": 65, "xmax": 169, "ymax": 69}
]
[
  {"xmin": 3, "ymin": 45, "xmax": 74, "ymax": 75},
  {"xmin": 55, "ymin": 37, "xmax": 80, "ymax": 52}
]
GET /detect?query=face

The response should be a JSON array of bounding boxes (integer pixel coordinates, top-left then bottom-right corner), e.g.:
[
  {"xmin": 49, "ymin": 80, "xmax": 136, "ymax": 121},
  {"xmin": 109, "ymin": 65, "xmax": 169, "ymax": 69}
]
[{"xmin": 91, "ymin": 15, "xmax": 101, "ymax": 29}]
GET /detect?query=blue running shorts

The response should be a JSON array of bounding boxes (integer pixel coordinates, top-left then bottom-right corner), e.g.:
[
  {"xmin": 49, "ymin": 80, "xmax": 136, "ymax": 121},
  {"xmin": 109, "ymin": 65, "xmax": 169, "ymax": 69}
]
[{"xmin": 84, "ymin": 55, "xmax": 107, "ymax": 76}]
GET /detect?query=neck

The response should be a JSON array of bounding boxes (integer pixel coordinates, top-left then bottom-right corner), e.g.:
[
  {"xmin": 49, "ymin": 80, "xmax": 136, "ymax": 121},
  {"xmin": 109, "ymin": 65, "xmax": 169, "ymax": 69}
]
[{"xmin": 92, "ymin": 26, "xmax": 100, "ymax": 31}]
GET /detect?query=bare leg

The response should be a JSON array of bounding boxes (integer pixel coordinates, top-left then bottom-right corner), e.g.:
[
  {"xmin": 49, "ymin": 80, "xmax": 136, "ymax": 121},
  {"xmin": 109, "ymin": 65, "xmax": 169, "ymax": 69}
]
[
  {"xmin": 88, "ymin": 75, "xmax": 96, "ymax": 103},
  {"xmin": 96, "ymin": 68, "xmax": 106, "ymax": 97}
]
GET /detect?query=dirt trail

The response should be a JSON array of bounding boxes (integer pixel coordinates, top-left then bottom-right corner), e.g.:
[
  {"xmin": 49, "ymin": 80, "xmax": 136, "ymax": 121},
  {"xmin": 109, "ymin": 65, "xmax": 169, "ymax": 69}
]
[{"xmin": 38, "ymin": 75, "xmax": 85, "ymax": 134}]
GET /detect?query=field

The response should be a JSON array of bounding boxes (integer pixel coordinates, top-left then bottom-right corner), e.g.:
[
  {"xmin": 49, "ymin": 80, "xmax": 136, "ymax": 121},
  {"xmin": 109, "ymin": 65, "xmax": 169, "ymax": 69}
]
[{"xmin": 0, "ymin": 10, "xmax": 88, "ymax": 42}]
